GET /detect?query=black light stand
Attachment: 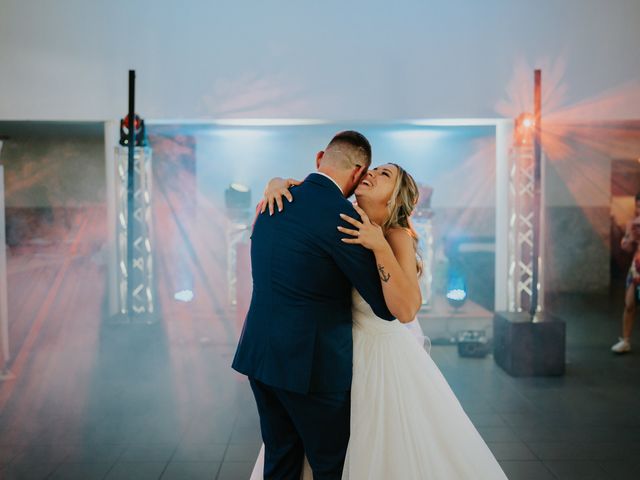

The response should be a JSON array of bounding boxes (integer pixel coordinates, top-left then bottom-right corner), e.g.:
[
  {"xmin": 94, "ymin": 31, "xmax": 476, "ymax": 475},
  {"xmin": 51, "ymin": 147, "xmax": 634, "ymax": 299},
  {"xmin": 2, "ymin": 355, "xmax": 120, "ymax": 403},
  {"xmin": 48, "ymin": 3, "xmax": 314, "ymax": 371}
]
[
  {"xmin": 530, "ymin": 69, "xmax": 542, "ymax": 318},
  {"xmin": 126, "ymin": 70, "xmax": 136, "ymax": 315}
]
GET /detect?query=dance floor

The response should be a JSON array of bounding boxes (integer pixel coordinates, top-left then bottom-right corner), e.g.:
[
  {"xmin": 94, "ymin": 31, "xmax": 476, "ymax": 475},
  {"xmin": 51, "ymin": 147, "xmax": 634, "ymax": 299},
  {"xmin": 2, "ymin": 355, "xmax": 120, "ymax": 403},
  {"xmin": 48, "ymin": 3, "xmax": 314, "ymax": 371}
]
[{"xmin": 0, "ymin": 209, "xmax": 639, "ymax": 479}]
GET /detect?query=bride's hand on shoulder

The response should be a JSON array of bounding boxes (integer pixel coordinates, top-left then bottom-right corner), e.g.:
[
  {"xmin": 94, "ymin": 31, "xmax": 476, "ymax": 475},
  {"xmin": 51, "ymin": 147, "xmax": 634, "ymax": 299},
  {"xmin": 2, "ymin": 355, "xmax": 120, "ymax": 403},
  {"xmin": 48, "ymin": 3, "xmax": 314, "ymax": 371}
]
[
  {"xmin": 258, "ymin": 177, "xmax": 302, "ymax": 215},
  {"xmin": 338, "ymin": 203, "xmax": 389, "ymax": 253}
]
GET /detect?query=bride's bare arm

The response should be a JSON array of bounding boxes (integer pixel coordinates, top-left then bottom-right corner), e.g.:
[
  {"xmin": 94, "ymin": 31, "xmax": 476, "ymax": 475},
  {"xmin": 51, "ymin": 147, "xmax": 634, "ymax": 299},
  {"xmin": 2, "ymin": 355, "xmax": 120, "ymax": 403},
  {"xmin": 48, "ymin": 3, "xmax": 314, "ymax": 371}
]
[
  {"xmin": 339, "ymin": 205, "xmax": 421, "ymax": 323},
  {"xmin": 258, "ymin": 177, "xmax": 302, "ymax": 215},
  {"xmin": 373, "ymin": 229, "xmax": 422, "ymax": 323}
]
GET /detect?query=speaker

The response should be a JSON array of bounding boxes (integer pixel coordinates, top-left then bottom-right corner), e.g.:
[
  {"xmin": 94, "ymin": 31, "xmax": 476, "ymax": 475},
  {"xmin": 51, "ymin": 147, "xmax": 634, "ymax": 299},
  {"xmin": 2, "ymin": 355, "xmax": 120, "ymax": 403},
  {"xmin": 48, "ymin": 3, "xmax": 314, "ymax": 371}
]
[{"xmin": 493, "ymin": 312, "xmax": 566, "ymax": 376}]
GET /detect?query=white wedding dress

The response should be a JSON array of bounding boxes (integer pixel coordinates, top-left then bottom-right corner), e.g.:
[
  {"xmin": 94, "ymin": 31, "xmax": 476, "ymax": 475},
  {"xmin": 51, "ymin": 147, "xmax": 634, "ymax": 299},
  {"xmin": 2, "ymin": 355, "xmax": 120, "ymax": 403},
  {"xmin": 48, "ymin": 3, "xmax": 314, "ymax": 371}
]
[{"xmin": 250, "ymin": 290, "xmax": 507, "ymax": 479}]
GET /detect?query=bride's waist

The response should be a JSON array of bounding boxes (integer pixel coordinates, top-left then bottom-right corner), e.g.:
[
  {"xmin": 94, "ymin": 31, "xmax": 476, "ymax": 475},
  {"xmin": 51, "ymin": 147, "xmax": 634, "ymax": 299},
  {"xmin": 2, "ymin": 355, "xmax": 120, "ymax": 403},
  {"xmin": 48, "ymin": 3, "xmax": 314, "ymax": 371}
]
[{"xmin": 352, "ymin": 317, "xmax": 405, "ymax": 335}]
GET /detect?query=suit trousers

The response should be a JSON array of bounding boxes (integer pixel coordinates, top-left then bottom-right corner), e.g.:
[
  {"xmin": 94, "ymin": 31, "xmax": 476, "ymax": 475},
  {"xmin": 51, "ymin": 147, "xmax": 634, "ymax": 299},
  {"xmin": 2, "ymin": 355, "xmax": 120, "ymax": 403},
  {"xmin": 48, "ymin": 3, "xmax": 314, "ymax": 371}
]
[{"xmin": 249, "ymin": 378, "xmax": 350, "ymax": 480}]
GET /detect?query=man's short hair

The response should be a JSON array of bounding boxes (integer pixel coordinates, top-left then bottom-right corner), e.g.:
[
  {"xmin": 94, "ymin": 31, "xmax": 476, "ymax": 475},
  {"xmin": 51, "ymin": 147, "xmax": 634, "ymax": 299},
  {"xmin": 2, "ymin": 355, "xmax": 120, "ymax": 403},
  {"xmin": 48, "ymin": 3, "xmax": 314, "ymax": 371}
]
[
  {"xmin": 326, "ymin": 130, "xmax": 372, "ymax": 168},
  {"xmin": 635, "ymin": 192, "xmax": 640, "ymax": 203}
]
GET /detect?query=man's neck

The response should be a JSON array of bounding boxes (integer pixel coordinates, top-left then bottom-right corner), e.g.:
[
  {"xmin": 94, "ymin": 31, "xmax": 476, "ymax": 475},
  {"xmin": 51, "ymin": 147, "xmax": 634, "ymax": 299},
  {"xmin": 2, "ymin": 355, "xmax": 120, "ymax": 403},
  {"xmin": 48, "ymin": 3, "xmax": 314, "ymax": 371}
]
[{"xmin": 316, "ymin": 168, "xmax": 347, "ymax": 196}]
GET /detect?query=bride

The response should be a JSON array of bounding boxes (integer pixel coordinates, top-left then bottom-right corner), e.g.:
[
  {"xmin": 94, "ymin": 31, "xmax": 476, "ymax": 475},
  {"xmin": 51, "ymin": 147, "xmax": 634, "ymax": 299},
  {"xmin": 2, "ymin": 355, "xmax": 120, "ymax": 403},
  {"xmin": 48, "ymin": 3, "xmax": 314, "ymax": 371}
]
[{"xmin": 250, "ymin": 163, "xmax": 507, "ymax": 479}]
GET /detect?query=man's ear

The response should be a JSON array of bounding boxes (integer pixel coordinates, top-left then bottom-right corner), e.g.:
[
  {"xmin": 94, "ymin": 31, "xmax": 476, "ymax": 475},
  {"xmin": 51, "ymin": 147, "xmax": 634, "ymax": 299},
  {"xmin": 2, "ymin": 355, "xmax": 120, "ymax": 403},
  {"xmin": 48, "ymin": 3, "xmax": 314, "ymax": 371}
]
[
  {"xmin": 352, "ymin": 164, "xmax": 367, "ymax": 184},
  {"xmin": 316, "ymin": 151, "xmax": 324, "ymax": 169}
]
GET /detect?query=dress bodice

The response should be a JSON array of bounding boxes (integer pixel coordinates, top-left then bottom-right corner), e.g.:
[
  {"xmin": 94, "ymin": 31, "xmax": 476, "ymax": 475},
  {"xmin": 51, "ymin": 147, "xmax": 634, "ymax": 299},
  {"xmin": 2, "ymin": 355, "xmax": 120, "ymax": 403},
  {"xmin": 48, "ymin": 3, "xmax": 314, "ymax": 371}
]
[
  {"xmin": 352, "ymin": 289, "xmax": 428, "ymax": 350},
  {"xmin": 351, "ymin": 289, "xmax": 404, "ymax": 334}
]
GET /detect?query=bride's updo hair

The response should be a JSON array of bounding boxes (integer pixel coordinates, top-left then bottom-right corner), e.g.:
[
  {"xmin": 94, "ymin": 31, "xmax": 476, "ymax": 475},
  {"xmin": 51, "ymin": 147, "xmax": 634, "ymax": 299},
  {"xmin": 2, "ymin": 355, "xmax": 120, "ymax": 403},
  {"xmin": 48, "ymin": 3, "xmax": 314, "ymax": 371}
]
[{"xmin": 381, "ymin": 163, "xmax": 423, "ymax": 275}]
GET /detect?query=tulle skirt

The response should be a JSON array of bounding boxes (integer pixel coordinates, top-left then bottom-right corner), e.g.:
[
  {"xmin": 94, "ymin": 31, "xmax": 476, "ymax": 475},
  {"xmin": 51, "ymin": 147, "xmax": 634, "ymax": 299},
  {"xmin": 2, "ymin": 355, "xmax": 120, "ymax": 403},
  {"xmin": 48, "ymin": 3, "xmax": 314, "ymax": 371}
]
[{"xmin": 341, "ymin": 319, "xmax": 507, "ymax": 479}]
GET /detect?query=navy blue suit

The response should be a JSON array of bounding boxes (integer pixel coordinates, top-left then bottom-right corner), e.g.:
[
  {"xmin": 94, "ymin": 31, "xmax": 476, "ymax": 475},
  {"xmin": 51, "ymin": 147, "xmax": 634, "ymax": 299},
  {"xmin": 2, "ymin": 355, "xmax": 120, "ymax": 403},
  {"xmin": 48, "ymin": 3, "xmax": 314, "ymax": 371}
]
[{"xmin": 232, "ymin": 173, "xmax": 393, "ymax": 479}]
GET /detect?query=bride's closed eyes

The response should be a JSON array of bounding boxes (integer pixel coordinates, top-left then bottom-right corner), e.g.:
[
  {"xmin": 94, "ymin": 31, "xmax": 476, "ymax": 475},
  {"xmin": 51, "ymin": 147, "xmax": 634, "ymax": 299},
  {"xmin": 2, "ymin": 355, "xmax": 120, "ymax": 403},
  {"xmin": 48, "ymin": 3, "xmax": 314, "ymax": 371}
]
[{"xmin": 355, "ymin": 164, "xmax": 399, "ymax": 204}]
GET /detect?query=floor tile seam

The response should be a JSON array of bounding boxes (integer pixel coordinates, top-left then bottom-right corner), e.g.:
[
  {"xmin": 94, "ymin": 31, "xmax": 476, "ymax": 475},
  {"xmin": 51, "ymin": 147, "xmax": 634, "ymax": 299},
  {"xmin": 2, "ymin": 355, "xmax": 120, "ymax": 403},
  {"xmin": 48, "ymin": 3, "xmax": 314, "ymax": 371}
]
[
  {"xmin": 156, "ymin": 441, "xmax": 182, "ymax": 479},
  {"xmin": 99, "ymin": 443, "xmax": 127, "ymax": 480},
  {"xmin": 215, "ymin": 415, "xmax": 240, "ymax": 480}
]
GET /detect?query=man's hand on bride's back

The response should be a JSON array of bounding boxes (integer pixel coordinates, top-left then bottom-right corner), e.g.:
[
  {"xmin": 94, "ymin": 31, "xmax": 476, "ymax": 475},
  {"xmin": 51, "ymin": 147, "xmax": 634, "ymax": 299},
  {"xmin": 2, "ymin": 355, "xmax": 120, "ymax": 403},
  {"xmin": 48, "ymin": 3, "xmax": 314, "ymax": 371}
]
[{"xmin": 258, "ymin": 177, "xmax": 302, "ymax": 216}]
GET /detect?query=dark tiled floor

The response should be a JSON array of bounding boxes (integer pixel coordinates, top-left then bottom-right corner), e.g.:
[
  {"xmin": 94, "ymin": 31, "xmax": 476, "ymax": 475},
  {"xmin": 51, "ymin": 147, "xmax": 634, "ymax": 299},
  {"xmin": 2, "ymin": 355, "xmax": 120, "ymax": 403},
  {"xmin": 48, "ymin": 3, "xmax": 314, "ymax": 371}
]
[{"xmin": 1, "ymin": 242, "xmax": 640, "ymax": 480}]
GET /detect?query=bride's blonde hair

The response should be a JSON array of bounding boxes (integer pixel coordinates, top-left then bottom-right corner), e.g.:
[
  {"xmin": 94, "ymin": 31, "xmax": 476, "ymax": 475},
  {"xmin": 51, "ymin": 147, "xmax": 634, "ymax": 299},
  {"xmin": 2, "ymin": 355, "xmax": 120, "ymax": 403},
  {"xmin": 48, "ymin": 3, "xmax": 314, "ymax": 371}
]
[{"xmin": 381, "ymin": 163, "xmax": 423, "ymax": 276}]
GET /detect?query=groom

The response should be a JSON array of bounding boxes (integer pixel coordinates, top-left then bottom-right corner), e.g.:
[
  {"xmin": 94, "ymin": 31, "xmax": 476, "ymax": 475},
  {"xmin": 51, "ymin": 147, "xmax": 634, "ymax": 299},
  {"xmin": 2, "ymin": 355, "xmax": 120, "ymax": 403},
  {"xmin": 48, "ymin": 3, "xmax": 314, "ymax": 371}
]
[{"xmin": 232, "ymin": 131, "xmax": 394, "ymax": 479}]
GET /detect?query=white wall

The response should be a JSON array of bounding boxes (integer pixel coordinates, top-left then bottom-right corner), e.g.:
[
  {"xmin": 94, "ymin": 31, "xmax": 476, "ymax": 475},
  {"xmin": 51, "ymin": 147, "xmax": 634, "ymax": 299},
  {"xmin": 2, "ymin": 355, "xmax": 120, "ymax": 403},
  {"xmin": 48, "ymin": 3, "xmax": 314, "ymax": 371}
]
[
  {"xmin": 191, "ymin": 124, "xmax": 495, "ymax": 208},
  {"xmin": 1, "ymin": 0, "xmax": 640, "ymax": 121}
]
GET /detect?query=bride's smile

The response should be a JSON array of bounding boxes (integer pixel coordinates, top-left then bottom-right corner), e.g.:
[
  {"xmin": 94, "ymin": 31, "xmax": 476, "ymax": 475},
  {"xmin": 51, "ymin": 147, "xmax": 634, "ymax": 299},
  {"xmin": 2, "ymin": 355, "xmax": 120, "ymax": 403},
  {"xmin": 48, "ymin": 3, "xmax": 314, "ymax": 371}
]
[
  {"xmin": 354, "ymin": 163, "xmax": 400, "ymax": 226},
  {"xmin": 355, "ymin": 164, "xmax": 398, "ymax": 197}
]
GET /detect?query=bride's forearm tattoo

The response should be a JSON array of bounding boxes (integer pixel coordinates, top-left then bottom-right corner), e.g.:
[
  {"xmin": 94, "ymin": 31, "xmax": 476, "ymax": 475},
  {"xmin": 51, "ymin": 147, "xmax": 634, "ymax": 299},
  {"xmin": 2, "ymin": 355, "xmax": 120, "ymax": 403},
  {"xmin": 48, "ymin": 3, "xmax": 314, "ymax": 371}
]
[{"xmin": 377, "ymin": 264, "xmax": 391, "ymax": 283}]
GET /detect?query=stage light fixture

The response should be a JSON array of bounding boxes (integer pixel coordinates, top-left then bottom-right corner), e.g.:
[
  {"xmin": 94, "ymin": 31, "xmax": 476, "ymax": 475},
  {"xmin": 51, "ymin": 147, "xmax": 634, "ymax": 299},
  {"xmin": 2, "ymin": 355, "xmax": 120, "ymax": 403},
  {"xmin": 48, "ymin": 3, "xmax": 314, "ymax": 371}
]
[
  {"xmin": 514, "ymin": 112, "xmax": 535, "ymax": 146},
  {"xmin": 119, "ymin": 113, "xmax": 148, "ymax": 147},
  {"xmin": 230, "ymin": 183, "xmax": 250, "ymax": 193},
  {"xmin": 225, "ymin": 183, "xmax": 252, "ymax": 220},
  {"xmin": 174, "ymin": 290, "xmax": 194, "ymax": 302},
  {"xmin": 446, "ymin": 269, "xmax": 467, "ymax": 309}
]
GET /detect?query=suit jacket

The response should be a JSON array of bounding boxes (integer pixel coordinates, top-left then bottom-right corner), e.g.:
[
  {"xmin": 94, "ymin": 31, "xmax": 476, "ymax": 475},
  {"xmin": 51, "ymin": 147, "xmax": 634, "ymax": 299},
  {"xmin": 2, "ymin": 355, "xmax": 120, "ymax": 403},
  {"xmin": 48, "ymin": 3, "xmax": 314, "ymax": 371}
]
[{"xmin": 232, "ymin": 173, "xmax": 394, "ymax": 393}]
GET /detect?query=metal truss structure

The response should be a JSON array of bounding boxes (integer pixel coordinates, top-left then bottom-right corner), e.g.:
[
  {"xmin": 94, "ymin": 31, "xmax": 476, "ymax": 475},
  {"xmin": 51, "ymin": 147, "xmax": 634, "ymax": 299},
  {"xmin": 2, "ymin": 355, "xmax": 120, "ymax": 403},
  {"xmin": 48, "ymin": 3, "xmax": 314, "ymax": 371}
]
[
  {"xmin": 506, "ymin": 124, "xmax": 544, "ymax": 314},
  {"xmin": 114, "ymin": 146, "xmax": 155, "ymax": 317},
  {"xmin": 507, "ymin": 141, "xmax": 534, "ymax": 312}
]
